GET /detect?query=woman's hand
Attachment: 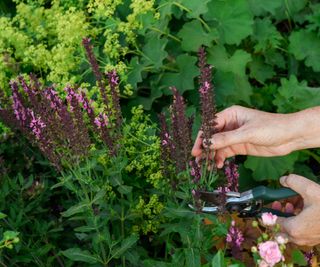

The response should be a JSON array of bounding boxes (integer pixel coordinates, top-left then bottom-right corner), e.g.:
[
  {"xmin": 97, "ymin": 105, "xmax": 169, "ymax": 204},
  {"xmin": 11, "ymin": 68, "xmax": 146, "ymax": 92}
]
[
  {"xmin": 276, "ymin": 174, "xmax": 320, "ymax": 246},
  {"xmin": 192, "ymin": 105, "xmax": 320, "ymax": 168}
]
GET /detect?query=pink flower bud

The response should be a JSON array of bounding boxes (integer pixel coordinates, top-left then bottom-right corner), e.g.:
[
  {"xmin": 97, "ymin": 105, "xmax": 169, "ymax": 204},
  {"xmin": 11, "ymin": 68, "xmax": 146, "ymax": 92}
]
[{"xmin": 261, "ymin": 212, "xmax": 277, "ymax": 226}]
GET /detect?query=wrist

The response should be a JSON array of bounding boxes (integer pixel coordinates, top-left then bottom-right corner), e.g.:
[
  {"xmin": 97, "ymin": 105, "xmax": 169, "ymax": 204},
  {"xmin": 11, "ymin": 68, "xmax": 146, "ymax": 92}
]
[{"xmin": 288, "ymin": 107, "xmax": 320, "ymax": 151}]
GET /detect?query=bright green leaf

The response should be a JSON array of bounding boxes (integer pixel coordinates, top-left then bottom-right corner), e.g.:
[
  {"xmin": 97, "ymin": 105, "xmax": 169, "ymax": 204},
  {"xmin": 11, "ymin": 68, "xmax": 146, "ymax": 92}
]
[
  {"xmin": 248, "ymin": 0, "xmax": 283, "ymax": 16},
  {"xmin": 252, "ymin": 18, "xmax": 283, "ymax": 52},
  {"xmin": 61, "ymin": 248, "xmax": 99, "ymax": 264},
  {"xmin": 127, "ymin": 57, "xmax": 144, "ymax": 89},
  {"xmin": 207, "ymin": 45, "xmax": 251, "ymax": 77},
  {"xmin": 160, "ymin": 54, "xmax": 199, "ymax": 93},
  {"xmin": 177, "ymin": 20, "xmax": 217, "ymax": 52},
  {"xmin": 142, "ymin": 33, "xmax": 168, "ymax": 69},
  {"xmin": 273, "ymin": 75, "xmax": 320, "ymax": 113},
  {"xmin": 289, "ymin": 30, "xmax": 320, "ymax": 72},
  {"xmin": 292, "ymin": 249, "xmax": 307, "ymax": 266},
  {"xmin": 178, "ymin": 0, "xmax": 210, "ymax": 18},
  {"xmin": 204, "ymin": 0, "xmax": 254, "ymax": 45},
  {"xmin": 248, "ymin": 56, "xmax": 275, "ymax": 83},
  {"xmin": 211, "ymin": 250, "xmax": 225, "ymax": 267},
  {"xmin": 244, "ymin": 153, "xmax": 299, "ymax": 181}
]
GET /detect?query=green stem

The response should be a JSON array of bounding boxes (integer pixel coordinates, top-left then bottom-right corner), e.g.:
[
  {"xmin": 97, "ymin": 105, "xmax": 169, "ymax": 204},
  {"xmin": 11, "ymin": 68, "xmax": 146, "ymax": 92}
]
[
  {"xmin": 121, "ymin": 195, "xmax": 126, "ymax": 267},
  {"xmin": 149, "ymin": 27, "xmax": 181, "ymax": 43}
]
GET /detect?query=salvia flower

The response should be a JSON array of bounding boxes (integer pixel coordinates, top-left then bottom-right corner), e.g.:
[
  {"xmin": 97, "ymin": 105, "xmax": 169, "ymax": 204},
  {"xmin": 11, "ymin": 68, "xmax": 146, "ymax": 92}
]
[
  {"xmin": 226, "ymin": 220, "xmax": 244, "ymax": 259},
  {"xmin": 304, "ymin": 250, "xmax": 314, "ymax": 266},
  {"xmin": 189, "ymin": 160, "xmax": 201, "ymax": 184},
  {"xmin": 94, "ymin": 113, "xmax": 109, "ymax": 129},
  {"xmin": 10, "ymin": 81, "xmax": 28, "ymax": 126},
  {"xmin": 107, "ymin": 69, "xmax": 122, "ymax": 129},
  {"xmin": 198, "ymin": 47, "xmax": 217, "ymax": 152},
  {"xmin": 170, "ymin": 86, "xmax": 192, "ymax": 173},
  {"xmin": 29, "ymin": 110, "xmax": 46, "ymax": 140},
  {"xmin": 224, "ymin": 160, "xmax": 239, "ymax": 192}
]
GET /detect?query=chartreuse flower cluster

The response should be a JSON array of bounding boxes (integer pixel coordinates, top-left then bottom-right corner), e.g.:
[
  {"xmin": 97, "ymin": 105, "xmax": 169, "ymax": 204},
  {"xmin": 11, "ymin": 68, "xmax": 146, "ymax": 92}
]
[
  {"xmin": 133, "ymin": 194, "xmax": 164, "ymax": 235},
  {"xmin": 0, "ymin": 212, "xmax": 19, "ymax": 250},
  {"xmin": 0, "ymin": 1, "xmax": 91, "ymax": 88},
  {"xmin": 123, "ymin": 105, "xmax": 163, "ymax": 189}
]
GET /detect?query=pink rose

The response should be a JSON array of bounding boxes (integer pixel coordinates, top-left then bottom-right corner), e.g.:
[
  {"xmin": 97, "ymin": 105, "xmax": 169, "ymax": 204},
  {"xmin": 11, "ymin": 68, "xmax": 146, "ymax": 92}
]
[
  {"xmin": 258, "ymin": 260, "xmax": 269, "ymax": 267},
  {"xmin": 261, "ymin": 212, "xmax": 277, "ymax": 226},
  {"xmin": 258, "ymin": 241, "xmax": 282, "ymax": 267}
]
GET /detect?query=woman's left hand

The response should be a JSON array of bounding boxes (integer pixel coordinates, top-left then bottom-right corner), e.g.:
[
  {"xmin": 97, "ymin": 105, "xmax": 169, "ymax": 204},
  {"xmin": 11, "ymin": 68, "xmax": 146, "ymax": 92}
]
[{"xmin": 276, "ymin": 174, "xmax": 320, "ymax": 246}]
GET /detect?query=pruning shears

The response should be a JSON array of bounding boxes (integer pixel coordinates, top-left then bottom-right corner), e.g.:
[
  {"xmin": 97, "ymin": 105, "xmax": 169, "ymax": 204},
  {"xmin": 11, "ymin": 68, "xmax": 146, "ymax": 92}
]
[{"xmin": 189, "ymin": 186, "xmax": 298, "ymax": 218}]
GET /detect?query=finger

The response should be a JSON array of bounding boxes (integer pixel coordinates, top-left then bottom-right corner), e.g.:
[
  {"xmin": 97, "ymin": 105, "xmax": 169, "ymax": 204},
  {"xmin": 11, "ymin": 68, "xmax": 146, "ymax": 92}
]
[
  {"xmin": 280, "ymin": 174, "xmax": 319, "ymax": 202},
  {"xmin": 209, "ymin": 128, "xmax": 250, "ymax": 151},
  {"xmin": 285, "ymin": 202, "xmax": 294, "ymax": 214},
  {"xmin": 192, "ymin": 131, "xmax": 203, "ymax": 157},
  {"xmin": 271, "ymin": 201, "xmax": 282, "ymax": 211}
]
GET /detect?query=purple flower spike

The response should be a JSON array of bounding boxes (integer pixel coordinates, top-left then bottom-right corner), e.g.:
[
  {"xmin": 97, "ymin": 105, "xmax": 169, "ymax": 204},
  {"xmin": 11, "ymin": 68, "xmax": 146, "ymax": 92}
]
[
  {"xmin": 198, "ymin": 47, "xmax": 217, "ymax": 152},
  {"xmin": 224, "ymin": 160, "xmax": 239, "ymax": 192},
  {"xmin": 29, "ymin": 109, "xmax": 46, "ymax": 140},
  {"xmin": 226, "ymin": 220, "xmax": 244, "ymax": 260},
  {"xmin": 189, "ymin": 160, "xmax": 201, "ymax": 184}
]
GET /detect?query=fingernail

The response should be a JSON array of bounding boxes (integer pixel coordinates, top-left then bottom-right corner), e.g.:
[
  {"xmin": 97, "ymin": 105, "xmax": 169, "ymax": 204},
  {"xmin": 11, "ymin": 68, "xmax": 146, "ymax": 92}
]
[{"xmin": 280, "ymin": 176, "xmax": 287, "ymax": 186}]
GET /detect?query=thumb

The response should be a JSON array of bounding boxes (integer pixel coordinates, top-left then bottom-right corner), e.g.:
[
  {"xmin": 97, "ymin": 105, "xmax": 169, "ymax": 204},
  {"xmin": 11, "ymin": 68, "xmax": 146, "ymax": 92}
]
[
  {"xmin": 280, "ymin": 174, "xmax": 317, "ymax": 202},
  {"xmin": 209, "ymin": 128, "xmax": 248, "ymax": 150}
]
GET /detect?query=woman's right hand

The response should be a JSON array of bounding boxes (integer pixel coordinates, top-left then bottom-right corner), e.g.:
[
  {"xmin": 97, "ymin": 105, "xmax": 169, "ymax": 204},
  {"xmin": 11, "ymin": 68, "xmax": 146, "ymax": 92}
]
[{"xmin": 192, "ymin": 105, "xmax": 320, "ymax": 168}]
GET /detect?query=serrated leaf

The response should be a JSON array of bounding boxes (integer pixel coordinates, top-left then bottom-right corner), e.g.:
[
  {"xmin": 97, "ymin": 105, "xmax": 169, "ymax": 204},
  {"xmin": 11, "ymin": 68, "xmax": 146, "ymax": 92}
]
[
  {"xmin": 207, "ymin": 46, "xmax": 252, "ymax": 105},
  {"xmin": 244, "ymin": 153, "xmax": 299, "ymax": 181},
  {"xmin": 127, "ymin": 57, "xmax": 144, "ymax": 89},
  {"xmin": 252, "ymin": 18, "xmax": 283, "ymax": 52},
  {"xmin": 207, "ymin": 45, "xmax": 251, "ymax": 77},
  {"xmin": 204, "ymin": 0, "xmax": 254, "ymax": 45},
  {"xmin": 289, "ymin": 30, "xmax": 320, "ymax": 72},
  {"xmin": 177, "ymin": 20, "xmax": 217, "ymax": 52},
  {"xmin": 248, "ymin": 56, "xmax": 275, "ymax": 83},
  {"xmin": 61, "ymin": 248, "xmax": 98, "ymax": 264},
  {"xmin": 248, "ymin": 0, "xmax": 283, "ymax": 16},
  {"xmin": 211, "ymin": 250, "xmax": 225, "ymax": 267},
  {"xmin": 110, "ymin": 235, "xmax": 139, "ymax": 259},
  {"xmin": 160, "ymin": 54, "xmax": 199, "ymax": 93},
  {"xmin": 177, "ymin": 0, "xmax": 210, "ymax": 18},
  {"xmin": 292, "ymin": 249, "xmax": 307, "ymax": 266},
  {"xmin": 273, "ymin": 75, "xmax": 320, "ymax": 113},
  {"xmin": 273, "ymin": 0, "xmax": 307, "ymax": 21},
  {"xmin": 142, "ymin": 33, "xmax": 168, "ymax": 69}
]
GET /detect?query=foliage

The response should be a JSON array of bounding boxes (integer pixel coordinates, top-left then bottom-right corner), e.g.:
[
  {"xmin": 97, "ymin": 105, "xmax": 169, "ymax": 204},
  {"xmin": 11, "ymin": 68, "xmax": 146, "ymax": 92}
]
[{"xmin": 1, "ymin": 0, "xmax": 320, "ymax": 266}]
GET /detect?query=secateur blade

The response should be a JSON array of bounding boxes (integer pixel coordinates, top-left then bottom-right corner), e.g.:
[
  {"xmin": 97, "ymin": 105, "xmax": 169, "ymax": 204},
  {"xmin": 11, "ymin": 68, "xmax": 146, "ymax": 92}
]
[{"xmin": 199, "ymin": 190, "xmax": 241, "ymax": 205}]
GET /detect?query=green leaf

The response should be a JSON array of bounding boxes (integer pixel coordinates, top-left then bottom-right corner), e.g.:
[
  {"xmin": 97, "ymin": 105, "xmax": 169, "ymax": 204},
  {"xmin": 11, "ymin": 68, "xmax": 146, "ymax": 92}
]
[
  {"xmin": 273, "ymin": 75, "xmax": 320, "ymax": 113},
  {"xmin": 204, "ymin": 0, "xmax": 254, "ymax": 45},
  {"xmin": 292, "ymin": 249, "xmax": 307, "ymax": 266},
  {"xmin": 142, "ymin": 33, "xmax": 168, "ymax": 69},
  {"xmin": 117, "ymin": 184, "xmax": 132, "ymax": 194},
  {"xmin": 207, "ymin": 46, "xmax": 252, "ymax": 105},
  {"xmin": 207, "ymin": 45, "xmax": 251, "ymax": 77},
  {"xmin": 61, "ymin": 248, "xmax": 99, "ymax": 264},
  {"xmin": 110, "ymin": 235, "xmax": 139, "ymax": 259},
  {"xmin": 248, "ymin": 0, "xmax": 283, "ymax": 16},
  {"xmin": 177, "ymin": 20, "xmax": 217, "ymax": 52},
  {"xmin": 178, "ymin": 0, "xmax": 210, "ymax": 18},
  {"xmin": 127, "ymin": 57, "xmax": 144, "ymax": 89},
  {"xmin": 3, "ymin": 231, "xmax": 19, "ymax": 240},
  {"xmin": 0, "ymin": 212, "xmax": 7, "ymax": 219},
  {"xmin": 248, "ymin": 56, "xmax": 275, "ymax": 83},
  {"xmin": 289, "ymin": 30, "xmax": 320, "ymax": 72},
  {"xmin": 252, "ymin": 18, "xmax": 283, "ymax": 52},
  {"xmin": 184, "ymin": 248, "xmax": 200, "ymax": 267},
  {"xmin": 160, "ymin": 54, "xmax": 199, "ymax": 93},
  {"xmin": 211, "ymin": 250, "xmax": 225, "ymax": 267},
  {"xmin": 244, "ymin": 153, "xmax": 299, "ymax": 181},
  {"xmin": 61, "ymin": 202, "xmax": 89, "ymax": 217}
]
